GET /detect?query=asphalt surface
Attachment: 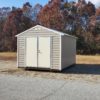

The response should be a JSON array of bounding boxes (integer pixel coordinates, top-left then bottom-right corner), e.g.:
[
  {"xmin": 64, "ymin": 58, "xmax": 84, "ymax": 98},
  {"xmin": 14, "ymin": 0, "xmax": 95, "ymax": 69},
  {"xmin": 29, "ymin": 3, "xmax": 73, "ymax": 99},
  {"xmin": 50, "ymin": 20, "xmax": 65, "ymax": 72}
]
[{"xmin": 0, "ymin": 74, "xmax": 100, "ymax": 100}]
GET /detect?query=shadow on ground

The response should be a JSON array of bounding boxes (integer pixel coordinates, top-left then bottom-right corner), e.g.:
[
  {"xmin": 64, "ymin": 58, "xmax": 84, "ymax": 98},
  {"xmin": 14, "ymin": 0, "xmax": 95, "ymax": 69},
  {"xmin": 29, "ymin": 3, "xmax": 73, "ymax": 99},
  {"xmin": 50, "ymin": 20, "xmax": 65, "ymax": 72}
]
[{"xmin": 62, "ymin": 64, "xmax": 100, "ymax": 75}]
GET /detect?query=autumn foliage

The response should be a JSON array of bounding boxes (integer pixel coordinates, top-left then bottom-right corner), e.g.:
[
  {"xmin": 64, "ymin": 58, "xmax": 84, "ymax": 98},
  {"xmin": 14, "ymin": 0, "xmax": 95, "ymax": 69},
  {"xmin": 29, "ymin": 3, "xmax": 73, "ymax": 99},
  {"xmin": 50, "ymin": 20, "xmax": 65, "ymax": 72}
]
[
  {"xmin": 0, "ymin": 1, "xmax": 100, "ymax": 54},
  {"xmin": 38, "ymin": 1, "xmax": 64, "ymax": 31},
  {"xmin": 96, "ymin": 7, "xmax": 100, "ymax": 16},
  {"xmin": 2, "ymin": 9, "xmax": 35, "ymax": 51}
]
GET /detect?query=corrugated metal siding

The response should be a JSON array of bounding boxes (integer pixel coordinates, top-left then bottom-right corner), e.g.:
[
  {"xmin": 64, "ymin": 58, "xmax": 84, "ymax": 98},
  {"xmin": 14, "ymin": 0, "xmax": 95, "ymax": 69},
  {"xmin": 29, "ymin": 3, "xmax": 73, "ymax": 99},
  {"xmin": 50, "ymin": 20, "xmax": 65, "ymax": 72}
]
[
  {"xmin": 61, "ymin": 36, "xmax": 76, "ymax": 70},
  {"xmin": 17, "ymin": 28, "xmax": 61, "ymax": 70}
]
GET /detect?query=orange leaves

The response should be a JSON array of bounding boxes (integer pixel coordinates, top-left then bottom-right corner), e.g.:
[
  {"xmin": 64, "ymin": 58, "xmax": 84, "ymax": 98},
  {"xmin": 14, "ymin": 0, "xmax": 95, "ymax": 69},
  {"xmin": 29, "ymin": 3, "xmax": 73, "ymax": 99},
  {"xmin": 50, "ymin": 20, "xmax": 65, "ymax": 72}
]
[
  {"xmin": 96, "ymin": 7, "xmax": 100, "ymax": 16},
  {"xmin": 38, "ymin": 0, "xmax": 64, "ymax": 30}
]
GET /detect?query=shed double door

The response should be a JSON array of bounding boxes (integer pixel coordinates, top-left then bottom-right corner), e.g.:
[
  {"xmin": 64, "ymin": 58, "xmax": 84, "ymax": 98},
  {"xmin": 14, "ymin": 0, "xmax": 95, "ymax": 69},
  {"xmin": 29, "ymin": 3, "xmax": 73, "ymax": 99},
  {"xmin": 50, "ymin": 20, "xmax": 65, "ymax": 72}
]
[{"xmin": 26, "ymin": 37, "xmax": 51, "ymax": 68}]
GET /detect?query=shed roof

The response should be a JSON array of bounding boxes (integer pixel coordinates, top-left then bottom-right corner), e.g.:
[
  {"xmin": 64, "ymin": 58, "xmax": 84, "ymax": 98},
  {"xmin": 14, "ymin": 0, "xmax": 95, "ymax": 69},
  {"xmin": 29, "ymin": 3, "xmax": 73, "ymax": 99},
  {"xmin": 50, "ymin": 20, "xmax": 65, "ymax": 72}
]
[{"xmin": 16, "ymin": 25, "xmax": 76, "ymax": 39}]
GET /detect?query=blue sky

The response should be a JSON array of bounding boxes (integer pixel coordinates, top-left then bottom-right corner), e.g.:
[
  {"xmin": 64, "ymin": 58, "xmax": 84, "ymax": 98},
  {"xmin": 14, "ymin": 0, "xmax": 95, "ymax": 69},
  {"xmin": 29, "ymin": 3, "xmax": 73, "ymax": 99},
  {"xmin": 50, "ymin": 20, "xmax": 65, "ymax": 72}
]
[
  {"xmin": 0, "ymin": 0, "xmax": 48, "ymax": 8},
  {"xmin": 0, "ymin": 0, "xmax": 99, "ymax": 8}
]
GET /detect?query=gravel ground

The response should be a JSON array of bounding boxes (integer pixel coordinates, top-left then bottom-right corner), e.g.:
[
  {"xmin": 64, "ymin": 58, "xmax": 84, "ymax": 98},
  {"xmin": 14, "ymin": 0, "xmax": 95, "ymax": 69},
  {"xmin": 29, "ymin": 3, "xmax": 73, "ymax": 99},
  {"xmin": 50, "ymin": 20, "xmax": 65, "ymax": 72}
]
[
  {"xmin": 0, "ymin": 60, "xmax": 100, "ymax": 83},
  {"xmin": 0, "ymin": 60, "xmax": 100, "ymax": 100},
  {"xmin": 0, "ymin": 74, "xmax": 100, "ymax": 100},
  {"xmin": 0, "ymin": 60, "xmax": 17, "ymax": 71}
]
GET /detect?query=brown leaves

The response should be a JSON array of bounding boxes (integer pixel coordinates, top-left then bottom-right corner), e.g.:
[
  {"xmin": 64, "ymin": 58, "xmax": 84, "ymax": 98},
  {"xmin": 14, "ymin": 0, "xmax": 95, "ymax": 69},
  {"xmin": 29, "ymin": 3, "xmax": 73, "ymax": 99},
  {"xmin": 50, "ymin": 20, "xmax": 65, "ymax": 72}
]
[
  {"xmin": 2, "ymin": 8, "xmax": 34, "ymax": 51},
  {"xmin": 85, "ymin": 1, "xmax": 96, "ymax": 16},
  {"xmin": 37, "ymin": 0, "xmax": 64, "ymax": 31},
  {"xmin": 96, "ymin": 7, "xmax": 100, "ymax": 16}
]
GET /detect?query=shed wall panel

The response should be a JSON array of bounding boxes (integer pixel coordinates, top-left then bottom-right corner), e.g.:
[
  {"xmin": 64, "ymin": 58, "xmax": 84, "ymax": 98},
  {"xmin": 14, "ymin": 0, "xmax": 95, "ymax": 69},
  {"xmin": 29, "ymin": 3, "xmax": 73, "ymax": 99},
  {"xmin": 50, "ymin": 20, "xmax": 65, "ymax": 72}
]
[
  {"xmin": 52, "ymin": 36, "xmax": 61, "ymax": 70},
  {"xmin": 61, "ymin": 36, "xmax": 76, "ymax": 70},
  {"xmin": 17, "ymin": 37, "xmax": 26, "ymax": 67}
]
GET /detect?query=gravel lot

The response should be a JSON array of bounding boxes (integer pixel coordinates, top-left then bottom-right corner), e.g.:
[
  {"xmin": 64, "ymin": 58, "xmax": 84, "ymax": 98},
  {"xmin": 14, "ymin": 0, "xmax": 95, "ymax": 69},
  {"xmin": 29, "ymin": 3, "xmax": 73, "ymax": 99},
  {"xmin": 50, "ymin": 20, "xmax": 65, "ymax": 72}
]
[
  {"xmin": 0, "ymin": 74, "xmax": 100, "ymax": 100},
  {"xmin": 0, "ymin": 60, "xmax": 17, "ymax": 71},
  {"xmin": 0, "ymin": 59, "xmax": 100, "ymax": 83}
]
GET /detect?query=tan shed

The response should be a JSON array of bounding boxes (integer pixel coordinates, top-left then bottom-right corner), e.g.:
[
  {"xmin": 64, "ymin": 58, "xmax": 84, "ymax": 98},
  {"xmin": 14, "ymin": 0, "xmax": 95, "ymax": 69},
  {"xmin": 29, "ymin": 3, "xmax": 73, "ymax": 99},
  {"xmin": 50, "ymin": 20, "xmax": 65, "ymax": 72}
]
[{"xmin": 16, "ymin": 25, "xmax": 76, "ymax": 71}]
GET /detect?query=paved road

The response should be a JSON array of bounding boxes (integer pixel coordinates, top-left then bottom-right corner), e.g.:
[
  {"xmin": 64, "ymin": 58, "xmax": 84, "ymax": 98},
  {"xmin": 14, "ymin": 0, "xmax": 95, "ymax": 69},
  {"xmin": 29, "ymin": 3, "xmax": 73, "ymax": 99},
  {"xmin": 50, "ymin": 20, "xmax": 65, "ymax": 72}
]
[{"xmin": 0, "ymin": 74, "xmax": 100, "ymax": 100}]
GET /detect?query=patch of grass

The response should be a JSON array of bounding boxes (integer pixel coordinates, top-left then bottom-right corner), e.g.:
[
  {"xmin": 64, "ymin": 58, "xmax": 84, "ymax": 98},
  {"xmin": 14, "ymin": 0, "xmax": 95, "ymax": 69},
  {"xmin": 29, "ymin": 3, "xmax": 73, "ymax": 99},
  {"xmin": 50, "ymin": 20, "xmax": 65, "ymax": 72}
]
[
  {"xmin": 0, "ymin": 52, "xmax": 100, "ymax": 64},
  {"xmin": 0, "ymin": 52, "xmax": 16, "ymax": 60},
  {"xmin": 76, "ymin": 55, "xmax": 100, "ymax": 64}
]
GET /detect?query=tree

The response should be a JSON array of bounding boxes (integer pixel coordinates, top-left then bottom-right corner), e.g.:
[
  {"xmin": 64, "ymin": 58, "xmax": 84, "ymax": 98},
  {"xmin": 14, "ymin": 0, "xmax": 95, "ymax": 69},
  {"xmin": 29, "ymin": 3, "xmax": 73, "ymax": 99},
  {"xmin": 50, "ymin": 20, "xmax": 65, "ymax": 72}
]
[
  {"xmin": 22, "ymin": 2, "xmax": 32, "ymax": 19},
  {"xmin": 31, "ymin": 3, "xmax": 42, "ymax": 21},
  {"xmin": 2, "ymin": 9, "xmax": 34, "ymax": 51},
  {"xmin": 84, "ymin": 1, "xmax": 96, "ymax": 16},
  {"xmin": 38, "ymin": 1, "xmax": 64, "ymax": 31},
  {"xmin": 96, "ymin": 7, "xmax": 100, "ymax": 16},
  {"xmin": 0, "ymin": 18, "xmax": 6, "ymax": 51}
]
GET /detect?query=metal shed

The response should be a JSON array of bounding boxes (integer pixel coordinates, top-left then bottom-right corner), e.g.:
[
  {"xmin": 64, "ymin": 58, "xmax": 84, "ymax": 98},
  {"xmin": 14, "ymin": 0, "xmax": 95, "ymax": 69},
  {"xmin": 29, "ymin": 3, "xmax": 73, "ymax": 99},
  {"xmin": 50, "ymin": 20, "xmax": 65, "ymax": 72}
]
[{"xmin": 16, "ymin": 25, "xmax": 76, "ymax": 71}]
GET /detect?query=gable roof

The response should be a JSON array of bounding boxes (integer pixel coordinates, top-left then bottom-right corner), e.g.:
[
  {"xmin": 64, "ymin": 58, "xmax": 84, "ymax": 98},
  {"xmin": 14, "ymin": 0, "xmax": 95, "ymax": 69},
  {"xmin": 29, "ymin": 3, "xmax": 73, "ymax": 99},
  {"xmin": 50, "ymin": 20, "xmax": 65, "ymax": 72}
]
[{"xmin": 16, "ymin": 25, "xmax": 77, "ymax": 39}]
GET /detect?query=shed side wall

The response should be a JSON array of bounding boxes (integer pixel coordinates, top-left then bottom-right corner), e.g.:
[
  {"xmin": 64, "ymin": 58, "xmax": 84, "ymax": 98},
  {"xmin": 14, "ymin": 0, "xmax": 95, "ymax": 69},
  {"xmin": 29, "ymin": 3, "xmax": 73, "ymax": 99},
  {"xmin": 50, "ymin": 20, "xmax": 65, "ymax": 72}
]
[{"xmin": 61, "ymin": 36, "xmax": 76, "ymax": 70}]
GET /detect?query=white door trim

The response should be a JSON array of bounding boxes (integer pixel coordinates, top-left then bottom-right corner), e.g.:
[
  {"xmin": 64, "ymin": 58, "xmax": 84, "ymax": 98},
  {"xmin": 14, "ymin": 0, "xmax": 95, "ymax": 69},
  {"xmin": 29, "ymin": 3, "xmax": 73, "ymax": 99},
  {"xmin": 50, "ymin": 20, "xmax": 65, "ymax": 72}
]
[{"xmin": 25, "ymin": 36, "xmax": 52, "ymax": 69}]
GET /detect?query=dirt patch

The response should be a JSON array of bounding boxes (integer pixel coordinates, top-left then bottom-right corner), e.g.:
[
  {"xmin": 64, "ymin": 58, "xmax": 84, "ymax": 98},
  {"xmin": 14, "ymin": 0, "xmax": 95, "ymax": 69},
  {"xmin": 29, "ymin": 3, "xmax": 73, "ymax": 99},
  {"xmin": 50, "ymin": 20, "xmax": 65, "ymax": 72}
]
[
  {"xmin": 0, "ymin": 60, "xmax": 17, "ymax": 71},
  {"xmin": 0, "ymin": 53, "xmax": 100, "ymax": 83},
  {"xmin": 0, "ymin": 66, "xmax": 100, "ymax": 84}
]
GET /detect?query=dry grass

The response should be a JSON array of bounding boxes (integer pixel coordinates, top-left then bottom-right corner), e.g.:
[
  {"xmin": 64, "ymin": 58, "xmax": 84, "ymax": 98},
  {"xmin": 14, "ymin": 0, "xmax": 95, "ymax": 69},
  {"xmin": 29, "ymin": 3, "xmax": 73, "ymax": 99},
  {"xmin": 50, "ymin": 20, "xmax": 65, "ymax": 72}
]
[
  {"xmin": 0, "ymin": 52, "xmax": 16, "ymax": 60},
  {"xmin": 0, "ymin": 52, "xmax": 100, "ymax": 64},
  {"xmin": 76, "ymin": 55, "xmax": 100, "ymax": 64}
]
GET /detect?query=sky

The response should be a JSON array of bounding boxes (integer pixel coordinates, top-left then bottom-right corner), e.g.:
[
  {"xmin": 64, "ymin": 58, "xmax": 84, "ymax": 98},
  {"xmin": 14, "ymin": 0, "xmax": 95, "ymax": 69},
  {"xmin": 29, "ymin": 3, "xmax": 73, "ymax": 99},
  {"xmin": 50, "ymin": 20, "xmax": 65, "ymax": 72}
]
[
  {"xmin": 0, "ymin": 0, "xmax": 100, "ymax": 8},
  {"xmin": 0, "ymin": 0, "xmax": 48, "ymax": 8},
  {"xmin": 86, "ymin": 0, "xmax": 100, "ymax": 7}
]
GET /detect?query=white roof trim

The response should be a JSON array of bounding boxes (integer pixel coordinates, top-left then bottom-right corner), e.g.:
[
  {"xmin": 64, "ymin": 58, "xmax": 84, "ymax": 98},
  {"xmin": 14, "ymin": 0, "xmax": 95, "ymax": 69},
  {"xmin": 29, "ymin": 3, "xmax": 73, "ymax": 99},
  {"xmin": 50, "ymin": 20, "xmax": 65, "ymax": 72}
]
[
  {"xmin": 35, "ymin": 25, "xmax": 65, "ymax": 35},
  {"xmin": 15, "ymin": 26, "xmax": 36, "ymax": 37},
  {"xmin": 15, "ymin": 25, "xmax": 77, "ymax": 39}
]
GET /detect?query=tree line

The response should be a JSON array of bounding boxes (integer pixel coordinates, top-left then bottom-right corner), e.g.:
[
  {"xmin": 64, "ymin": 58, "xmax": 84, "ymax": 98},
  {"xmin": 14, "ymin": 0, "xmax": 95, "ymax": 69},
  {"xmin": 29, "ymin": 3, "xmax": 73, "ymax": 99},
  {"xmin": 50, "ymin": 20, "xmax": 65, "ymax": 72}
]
[{"xmin": 0, "ymin": 0, "xmax": 100, "ymax": 54}]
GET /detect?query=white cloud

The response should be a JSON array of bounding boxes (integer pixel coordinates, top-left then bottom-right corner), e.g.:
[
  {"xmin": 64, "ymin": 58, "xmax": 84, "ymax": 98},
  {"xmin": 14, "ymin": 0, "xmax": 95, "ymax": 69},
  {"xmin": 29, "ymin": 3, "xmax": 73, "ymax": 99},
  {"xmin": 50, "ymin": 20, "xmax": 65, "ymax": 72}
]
[
  {"xmin": 86, "ymin": 0, "xmax": 100, "ymax": 7},
  {"xmin": 75, "ymin": 0, "xmax": 100, "ymax": 7}
]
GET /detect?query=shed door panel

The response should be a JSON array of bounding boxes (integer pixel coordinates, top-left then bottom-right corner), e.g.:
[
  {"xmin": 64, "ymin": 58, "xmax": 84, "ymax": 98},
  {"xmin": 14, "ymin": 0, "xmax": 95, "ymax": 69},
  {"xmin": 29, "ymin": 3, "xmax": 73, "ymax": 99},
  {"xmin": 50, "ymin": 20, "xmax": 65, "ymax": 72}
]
[
  {"xmin": 26, "ymin": 37, "xmax": 37, "ymax": 67},
  {"xmin": 38, "ymin": 37, "xmax": 50, "ymax": 68}
]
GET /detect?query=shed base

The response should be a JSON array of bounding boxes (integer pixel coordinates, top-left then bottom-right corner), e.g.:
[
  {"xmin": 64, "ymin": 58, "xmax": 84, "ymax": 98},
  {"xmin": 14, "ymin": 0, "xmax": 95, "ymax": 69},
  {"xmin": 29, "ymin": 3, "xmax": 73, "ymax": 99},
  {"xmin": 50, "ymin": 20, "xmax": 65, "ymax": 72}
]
[
  {"xmin": 18, "ymin": 64, "xmax": 76, "ymax": 72},
  {"xmin": 18, "ymin": 66, "xmax": 61, "ymax": 72}
]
